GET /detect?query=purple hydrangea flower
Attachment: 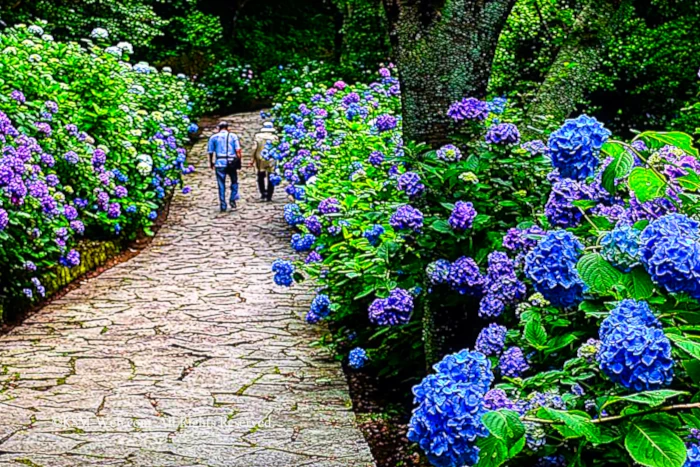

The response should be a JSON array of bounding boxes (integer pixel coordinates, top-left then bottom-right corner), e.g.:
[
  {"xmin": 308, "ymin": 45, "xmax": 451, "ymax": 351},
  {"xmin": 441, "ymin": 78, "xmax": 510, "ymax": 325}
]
[
  {"xmin": 475, "ymin": 323, "xmax": 507, "ymax": 356},
  {"xmin": 107, "ymin": 203, "xmax": 121, "ymax": 219},
  {"xmin": 448, "ymin": 201, "xmax": 477, "ymax": 231},
  {"xmin": 61, "ymin": 249, "xmax": 81, "ymax": 268},
  {"xmin": 397, "ymin": 172, "xmax": 425, "ymax": 198},
  {"xmin": 64, "ymin": 151, "xmax": 79, "ymax": 164},
  {"xmin": 305, "ymin": 251, "xmax": 322, "ymax": 264},
  {"xmin": 499, "ymin": 346, "xmax": 529, "ymax": 377},
  {"xmin": 368, "ymin": 151, "xmax": 384, "ymax": 166},
  {"xmin": 304, "ymin": 215, "xmax": 323, "ymax": 236},
  {"xmin": 436, "ymin": 144, "xmax": 462, "ymax": 162},
  {"xmin": 0, "ymin": 208, "xmax": 8, "ymax": 230},
  {"xmin": 448, "ymin": 257, "xmax": 484, "ymax": 295},
  {"xmin": 375, "ymin": 114, "xmax": 398, "ymax": 132},
  {"xmin": 10, "ymin": 90, "xmax": 25, "ymax": 104},
  {"xmin": 114, "ymin": 186, "xmax": 128, "ymax": 199},
  {"xmin": 318, "ymin": 197, "xmax": 340, "ymax": 215},
  {"xmin": 390, "ymin": 205, "xmax": 424, "ymax": 232},
  {"xmin": 447, "ymin": 97, "xmax": 489, "ymax": 122},
  {"xmin": 92, "ymin": 149, "xmax": 107, "ymax": 167},
  {"xmin": 368, "ymin": 288, "xmax": 414, "ymax": 326},
  {"xmin": 485, "ymin": 123, "xmax": 521, "ymax": 145}
]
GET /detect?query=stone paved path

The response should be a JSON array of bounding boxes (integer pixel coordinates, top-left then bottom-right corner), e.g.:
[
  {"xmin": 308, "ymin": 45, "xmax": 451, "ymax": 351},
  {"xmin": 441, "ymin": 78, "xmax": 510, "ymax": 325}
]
[{"xmin": 0, "ymin": 113, "xmax": 375, "ymax": 467}]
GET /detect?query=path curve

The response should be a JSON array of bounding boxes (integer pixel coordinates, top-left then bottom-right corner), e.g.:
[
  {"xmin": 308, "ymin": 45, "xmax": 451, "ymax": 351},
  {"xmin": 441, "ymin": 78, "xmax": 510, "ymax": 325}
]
[{"xmin": 0, "ymin": 112, "xmax": 375, "ymax": 467}]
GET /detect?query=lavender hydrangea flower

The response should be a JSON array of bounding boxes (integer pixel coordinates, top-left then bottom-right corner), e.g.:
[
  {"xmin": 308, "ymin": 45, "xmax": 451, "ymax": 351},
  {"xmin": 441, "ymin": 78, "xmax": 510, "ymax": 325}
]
[
  {"xmin": 483, "ymin": 389, "xmax": 517, "ymax": 411},
  {"xmin": 448, "ymin": 201, "xmax": 477, "ymax": 231},
  {"xmin": 318, "ymin": 197, "xmax": 341, "ymax": 215},
  {"xmin": 485, "ymin": 123, "xmax": 521, "ymax": 145},
  {"xmin": 64, "ymin": 151, "xmax": 79, "ymax": 164},
  {"xmin": 368, "ymin": 288, "xmax": 414, "ymax": 326},
  {"xmin": 305, "ymin": 251, "xmax": 322, "ymax": 264},
  {"xmin": 475, "ymin": 323, "xmax": 507, "ymax": 356},
  {"xmin": 397, "ymin": 172, "xmax": 425, "ymax": 198},
  {"xmin": 368, "ymin": 151, "xmax": 384, "ymax": 166},
  {"xmin": 390, "ymin": 205, "xmax": 424, "ymax": 232},
  {"xmin": 10, "ymin": 90, "xmax": 25, "ymax": 104},
  {"xmin": 521, "ymin": 140, "xmax": 548, "ymax": 155},
  {"xmin": 375, "ymin": 114, "xmax": 398, "ymax": 132},
  {"xmin": 448, "ymin": 257, "xmax": 484, "ymax": 296},
  {"xmin": 447, "ymin": 97, "xmax": 489, "ymax": 122},
  {"xmin": 479, "ymin": 252, "xmax": 526, "ymax": 318},
  {"xmin": 545, "ymin": 177, "xmax": 602, "ymax": 228},
  {"xmin": 499, "ymin": 346, "xmax": 529, "ymax": 377},
  {"xmin": 304, "ymin": 216, "xmax": 323, "ymax": 236},
  {"xmin": 503, "ymin": 225, "xmax": 544, "ymax": 252},
  {"xmin": 0, "ymin": 208, "xmax": 8, "ymax": 230},
  {"xmin": 60, "ymin": 249, "xmax": 81, "ymax": 268},
  {"xmin": 436, "ymin": 144, "xmax": 462, "ymax": 162}
]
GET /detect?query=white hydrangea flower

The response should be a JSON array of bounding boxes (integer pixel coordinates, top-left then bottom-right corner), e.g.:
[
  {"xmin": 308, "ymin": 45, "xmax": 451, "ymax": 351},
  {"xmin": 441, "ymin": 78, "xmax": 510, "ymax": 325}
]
[
  {"xmin": 133, "ymin": 62, "xmax": 151, "ymax": 74},
  {"xmin": 27, "ymin": 25, "xmax": 44, "ymax": 36},
  {"xmin": 90, "ymin": 28, "xmax": 109, "ymax": 39},
  {"xmin": 129, "ymin": 85, "xmax": 145, "ymax": 95},
  {"xmin": 136, "ymin": 154, "xmax": 153, "ymax": 176},
  {"xmin": 162, "ymin": 66, "xmax": 172, "ymax": 73},
  {"xmin": 176, "ymin": 73, "xmax": 186, "ymax": 80},
  {"xmin": 116, "ymin": 42, "xmax": 133, "ymax": 54},
  {"xmin": 28, "ymin": 54, "xmax": 42, "ymax": 62},
  {"xmin": 105, "ymin": 46, "xmax": 122, "ymax": 58},
  {"xmin": 41, "ymin": 34, "xmax": 54, "ymax": 42}
]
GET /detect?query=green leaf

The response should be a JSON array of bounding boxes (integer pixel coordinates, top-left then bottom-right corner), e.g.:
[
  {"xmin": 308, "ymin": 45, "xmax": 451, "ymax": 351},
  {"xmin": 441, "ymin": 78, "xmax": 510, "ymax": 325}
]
[
  {"xmin": 572, "ymin": 200, "xmax": 598, "ymax": 211},
  {"xmin": 628, "ymin": 167, "xmax": 667, "ymax": 203},
  {"xmin": 525, "ymin": 315, "xmax": 548, "ymax": 349},
  {"xmin": 540, "ymin": 408, "xmax": 600, "ymax": 442},
  {"xmin": 668, "ymin": 334, "xmax": 700, "ymax": 361},
  {"xmin": 624, "ymin": 420, "xmax": 686, "ymax": 467},
  {"xmin": 482, "ymin": 410, "xmax": 525, "ymax": 449},
  {"xmin": 637, "ymin": 131, "xmax": 699, "ymax": 157},
  {"xmin": 431, "ymin": 219, "xmax": 452, "ymax": 234},
  {"xmin": 601, "ymin": 142, "xmax": 635, "ymax": 193},
  {"xmin": 616, "ymin": 390, "xmax": 688, "ymax": 407},
  {"xmin": 577, "ymin": 253, "xmax": 622, "ymax": 296},
  {"xmin": 474, "ymin": 436, "xmax": 508, "ymax": 467},
  {"xmin": 625, "ymin": 267, "xmax": 655, "ymax": 300},
  {"xmin": 677, "ymin": 172, "xmax": 700, "ymax": 192}
]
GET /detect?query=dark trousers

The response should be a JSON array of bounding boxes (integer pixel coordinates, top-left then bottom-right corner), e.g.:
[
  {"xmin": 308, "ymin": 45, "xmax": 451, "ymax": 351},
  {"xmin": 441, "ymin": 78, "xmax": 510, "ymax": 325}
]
[
  {"xmin": 216, "ymin": 165, "xmax": 239, "ymax": 209},
  {"xmin": 257, "ymin": 171, "xmax": 274, "ymax": 200}
]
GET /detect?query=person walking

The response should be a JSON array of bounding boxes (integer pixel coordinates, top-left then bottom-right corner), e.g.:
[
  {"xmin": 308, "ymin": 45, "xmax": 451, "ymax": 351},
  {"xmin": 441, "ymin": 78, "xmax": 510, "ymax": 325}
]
[
  {"xmin": 251, "ymin": 122, "xmax": 279, "ymax": 202},
  {"xmin": 208, "ymin": 121, "xmax": 242, "ymax": 212}
]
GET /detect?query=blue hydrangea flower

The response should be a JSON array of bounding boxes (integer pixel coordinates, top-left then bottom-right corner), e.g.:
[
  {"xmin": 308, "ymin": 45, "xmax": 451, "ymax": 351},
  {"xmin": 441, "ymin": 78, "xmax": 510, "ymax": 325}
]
[
  {"xmin": 483, "ymin": 389, "xmax": 516, "ymax": 411},
  {"xmin": 547, "ymin": 114, "xmax": 611, "ymax": 180},
  {"xmin": 284, "ymin": 204, "xmax": 304, "ymax": 226},
  {"xmin": 448, "ymin": 201, "xmax": 477, "ymax": 231},
  {"xmin": 640, "ymin": 213, "xmax": 700, "ymax": 298},
  {"xmin": 306, "ymin": 294, "xmax": 331, "ymax": 324},
  {"xmin": 390, "ymin": 205, "xmax": 424, "ymax": 232},
  {"xmin": 487, "ymin": 97, "xmax": 507, "ymax": 114},
  {"xmin": 368, "ymin": 288, "xmax": 414, "ymax": 326},
  {"xmin": 408, "ymin": 349, "xmax": 493, "ymax": 467},
  {"xmin": 485, "ymin": 123, "xmax": 520, "ymax": 145},
  {"xmin": 524, "ymin": 231, "xmax": 586, "ymax": 308},
  {"xmin": 685, "ymin": 444, "xmax": 700, "ymax": 467},
  {"xmin": 348, "ymin": 347, "xmax": 368, "ymax": 369},
  {"xmin": 499, "ymin": 346, "xmax": 530, "ymax": 378},
  {"xmin": 362, "ymin": 224, "xmax": 385, "ymax": 246},
  {"xmin": 601, "ymin": 224, "xmax": 642, "ymax": 272},
  {"xmin": 597, "ymin": 300, "xmax": 674, "ymax": 391},
  {"xmin": 60, "ymin": 250, "xmax": 81, "ymax": 268},
  {"xmin": 448, "ymin": 257, "xmax": 484, "ymax": 296},
  {"xmin": 368, "ymin": 151, "xmax": 384, "ymax": 166},
  {"xmin": 426, "ymin": 259, "xmax": 451, "ymax": 285},
  {"xmin": 545, "ymin": 177, "xmax": 603, "ymax": 228},
  {"xmin": 397, "ymin": 171, "xmax": 425, "ymax": 198},
  {"xmin": 475, "ymin": 323, "xmax": 507, "ymax": 356},
  {"xmin": 272, "ymin": 259, "xmax": 295, "ymax": 287},
  {"xmin": 291, "ymin": 233, "xmax": 316, "ymax": 252}
]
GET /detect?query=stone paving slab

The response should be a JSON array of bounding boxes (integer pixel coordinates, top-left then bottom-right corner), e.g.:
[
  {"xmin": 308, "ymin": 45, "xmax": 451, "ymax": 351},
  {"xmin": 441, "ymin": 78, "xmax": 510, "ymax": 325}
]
[{"xmin": 0, "ymin": 113, "xmax": 375, "ymax": 467}]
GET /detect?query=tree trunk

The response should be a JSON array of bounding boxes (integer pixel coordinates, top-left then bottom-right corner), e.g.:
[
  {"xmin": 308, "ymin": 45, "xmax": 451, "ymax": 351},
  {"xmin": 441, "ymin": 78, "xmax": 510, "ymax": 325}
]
[
  {"xmin": 525, "ymin": 0, "xmax": 630, "ymax": 127},
  {"xmin": 382, "ymin": 0, "xmax": 517, "ymax": 147}
]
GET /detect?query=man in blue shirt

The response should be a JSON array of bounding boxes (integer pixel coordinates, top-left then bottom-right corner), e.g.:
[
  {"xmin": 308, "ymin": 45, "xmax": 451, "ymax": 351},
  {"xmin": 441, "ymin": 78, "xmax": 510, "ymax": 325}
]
[{"xmin": 208, "ymin": 121, "xmax": 243, "ymax": 212}]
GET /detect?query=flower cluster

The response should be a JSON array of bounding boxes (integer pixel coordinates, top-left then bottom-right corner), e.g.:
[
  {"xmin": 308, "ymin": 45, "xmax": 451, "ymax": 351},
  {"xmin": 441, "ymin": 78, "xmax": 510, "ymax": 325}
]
[
  {"xmin": 640, "ymin": 213, "xmax": 700, "ymax": 298},
  {"xmin": 597, "ymin": 300, "xmax": 674, "ymax": 391},
  {"xmin": 348, "ymin": 347, "xmax": 368, "ymax": 369},
  {"xmin": 284, "ymin": 204, "xmax": 305, "ymax": 226},
  {"xmin": 426, "ymin": 259, "xmax": 451, "ymax": 286},
  {"xmin": 547, "ymin": 115, "xmax": 611, "ymax": 180},
  {"xmin": 499, "ymin": 346, "xmax": 530, "ymax": 377},
  {"xmin": 448, "ymin": 201, "xmax": 477, "ymax": 231},
  {"xmin": 318, "ymin": 197, "xmax": 341, "ymax": 215},
  {"xmin": 272, "ymin": 259, "xmax": 295, "ymax": 287},
  {"xmin": 390, "ymin": 205, "xmax": 424, "ymax": 232},
  {"xmin": 368, "ymin": 288, "xmax": 414, "ymax": 326},
  {"xmin": 475, "ymin": 323, "xmax": 507, "ymax": 356},
  {"xmin": 485, "ymin": 123, "xmax": 520, "ymax": 145},
  {"xmin": 362, "ymin": 224, "xmax": 385, "ymax": 246},
  {"xmin": 479, "ymin": 252, "xmax": 526, "ymax": 318},
  {"xmin": 436, "ymin": 144, "xmax": 462, "ymax": 162},
  {"xmin": 448, "ymin": 257, "xmax": 485, "ymax": 296},
  {"xmin": 524, "ymin": 231, "xmax": 586, "ymax": 308},
  {"xmin": 306, "ymin": 294, "xmax": 331, "ymax": 324},
  {"xmin": 447, "ymin": 97, "xmax": 489, "ymax": 122},
  {"xmin": 408, "ymin": 350, "xmax": 493, "ymax": 467},
  {"xmin": 291, "ymin": 233, "xmax": 316, "ymax": 252},
  {"xmin": 397, "ymin": 171, "xmax": 425, "ymax": 198},
  {"xmin": 601, "ymin": 224, "xmax": 642, "ymax": 272}
]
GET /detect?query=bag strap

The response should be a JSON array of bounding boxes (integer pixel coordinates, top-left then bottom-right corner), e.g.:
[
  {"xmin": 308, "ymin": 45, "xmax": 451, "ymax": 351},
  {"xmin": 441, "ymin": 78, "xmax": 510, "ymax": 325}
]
[{"xmin": 225, "ymin": 132, "xmax": 230, "ymax": 157}]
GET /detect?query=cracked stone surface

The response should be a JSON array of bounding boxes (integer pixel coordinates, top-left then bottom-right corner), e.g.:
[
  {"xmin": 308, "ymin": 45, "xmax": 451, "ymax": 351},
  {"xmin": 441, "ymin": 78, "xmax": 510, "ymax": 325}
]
[{"xmin": 0, "ymin": 113, "xmax": 375, "ymax": 467}]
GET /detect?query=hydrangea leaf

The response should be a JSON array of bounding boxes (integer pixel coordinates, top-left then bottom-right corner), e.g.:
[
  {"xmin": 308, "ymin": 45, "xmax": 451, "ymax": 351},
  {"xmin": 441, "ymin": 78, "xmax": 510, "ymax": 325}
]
[
  {"xmin": 667, "ymin": 334, "xmax": 700, "ymax": 361},
  {"xmin": 601, "ymin": 142, "xmax": 634, "ymax": 194},
  {"xmin": 628, "ymin": 167, "xmax": 666, "ymax": 203},
  {"xmin": 474, "ymin": 436, "xmax": 508, "ymax": 467},
  {"xmin": 577, "ymin": 253, "xmax": 622, "ymax": 296},
  {"xmin": 524, "ymin": 315, "xmax": 548, "ymax": 349},
  {"xmin": 539, "ymin": 408, "xmax": 600, "ymax": 442},
  {"xmin": 636, "ymin": 131, "xmax": 699, "ymax": 157},
  {"xmin": 609, "ymin": 390, "xmax": 688, "ymax": 407},
  {"xmin": 623, "ymin": 267, "xmax": 655, "ymax": 300},
  {"xmin": 677, "ymin": 172, "xmax": 700, "ymax": 192},
  {"xmin": 624, "ymin": 420, "xmax": 686, "ymax": 467},
  {"xmin": 482, "ymin": 409, "xmax": 525, "ymax": 450},
  {"xmin": 430, "ymin": 219, "xmax": 452, "ymax": 234}
]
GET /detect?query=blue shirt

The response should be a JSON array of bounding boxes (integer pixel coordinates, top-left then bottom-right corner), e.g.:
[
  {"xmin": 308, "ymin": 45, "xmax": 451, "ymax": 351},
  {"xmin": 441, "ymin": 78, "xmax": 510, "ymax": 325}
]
[{"xmin": 208, "ymin": 130, "xmax": 241, "ymax": 158}]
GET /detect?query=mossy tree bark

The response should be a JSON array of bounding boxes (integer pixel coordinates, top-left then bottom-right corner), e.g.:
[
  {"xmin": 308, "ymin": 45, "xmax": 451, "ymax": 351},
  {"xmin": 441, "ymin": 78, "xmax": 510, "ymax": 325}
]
[
  {"xmin": 525, "ymin": 0, "xmax": 630, "ymax": 128},
  {"xmin": 382, "ymin": 0, "xmax": 517, "ymax": 147}
]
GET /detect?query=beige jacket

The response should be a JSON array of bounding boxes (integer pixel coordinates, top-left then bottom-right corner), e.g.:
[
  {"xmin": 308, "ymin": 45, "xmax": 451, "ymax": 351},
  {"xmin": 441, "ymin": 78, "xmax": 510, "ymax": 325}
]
[{"xmin": 252, "ymin": 129, "xmax": 279, "ymax": 172}]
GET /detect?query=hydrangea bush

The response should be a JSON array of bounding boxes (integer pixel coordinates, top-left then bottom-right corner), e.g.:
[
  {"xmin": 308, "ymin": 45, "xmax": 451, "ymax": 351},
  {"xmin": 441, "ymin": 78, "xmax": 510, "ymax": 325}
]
[
  {"xmin": 0, "ymin": 23, "xmax": 205, "ymax": 304},
  {"xmin": 268, "ymin": 64, "xmax": 700, "ymax": 466}
]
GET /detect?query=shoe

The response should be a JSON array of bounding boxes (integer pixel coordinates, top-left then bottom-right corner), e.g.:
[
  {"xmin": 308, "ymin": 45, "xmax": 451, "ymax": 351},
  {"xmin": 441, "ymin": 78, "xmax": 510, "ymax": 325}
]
[
  {"xmin": 260, "ymin": 194, "xmax": 266, "ymax": 201},
  {"xmin": 220, "ymin": 207, "xmax": 227, "ymax": 213},
  {"xmin": 230, "ymin": 201, "xmax": 237, "ymax": 210},
  {"xmin": 266, "ymin": 198, "xmax": 272, "ymax": 202}
]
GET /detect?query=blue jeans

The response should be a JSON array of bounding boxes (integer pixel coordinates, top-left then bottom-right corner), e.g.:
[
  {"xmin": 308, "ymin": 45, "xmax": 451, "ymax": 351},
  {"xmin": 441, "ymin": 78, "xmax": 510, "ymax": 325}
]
[{"xmin": 215, "ymin": 165, "xmax": 239, "ymax": 210}]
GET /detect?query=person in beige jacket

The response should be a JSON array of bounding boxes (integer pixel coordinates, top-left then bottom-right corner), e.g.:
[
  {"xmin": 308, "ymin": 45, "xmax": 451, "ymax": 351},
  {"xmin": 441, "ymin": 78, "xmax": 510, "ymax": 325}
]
[{"xmin": 250, "ymin": 122, "xmax": 279, "ymax": 201}]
